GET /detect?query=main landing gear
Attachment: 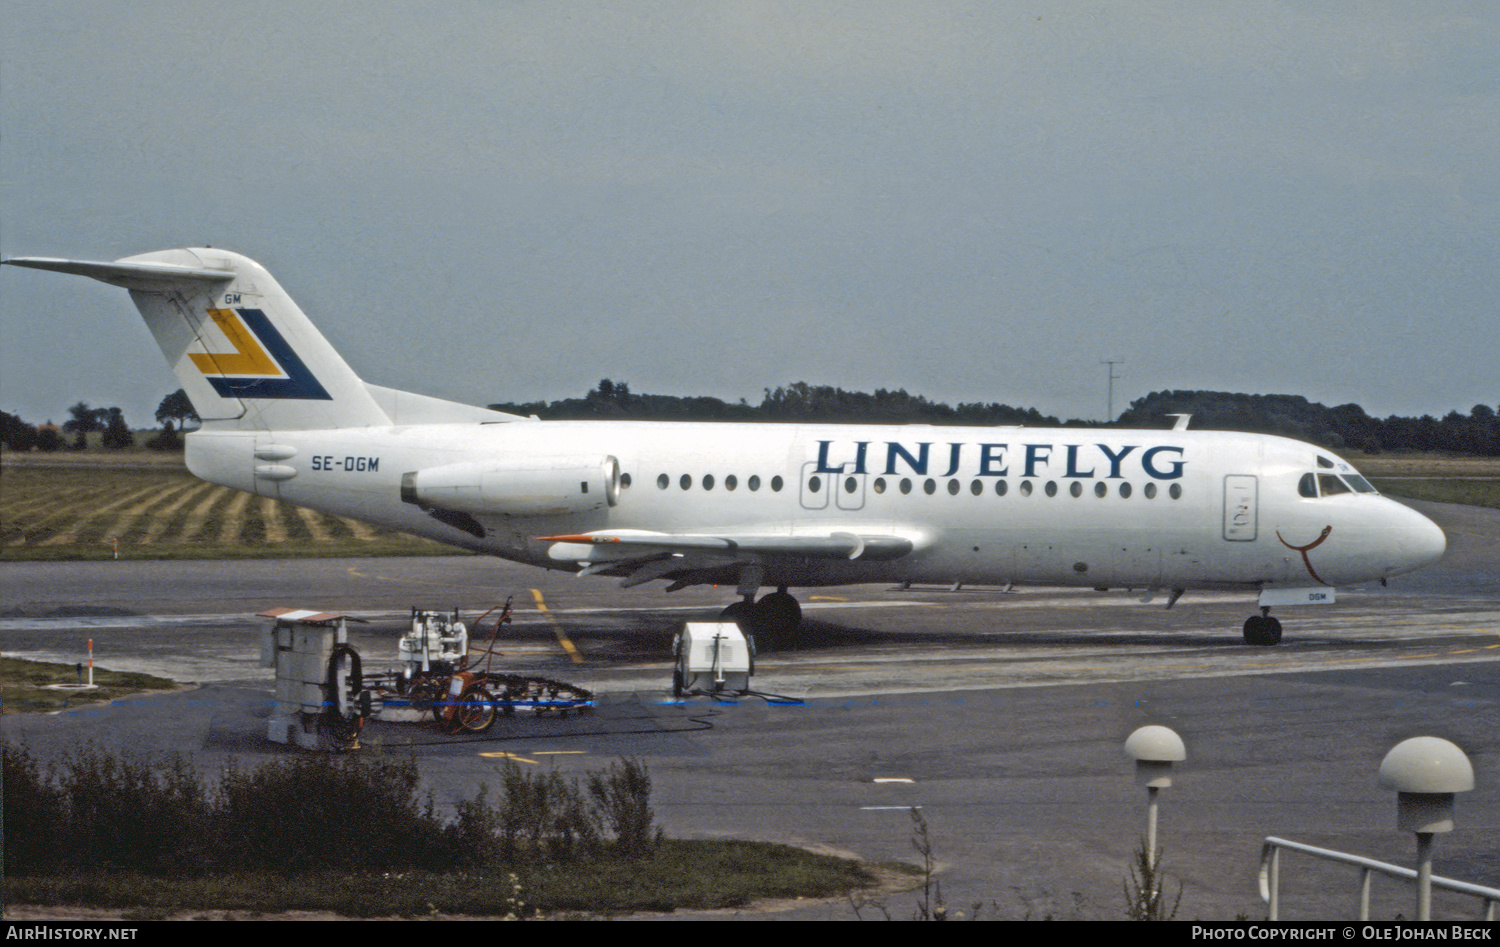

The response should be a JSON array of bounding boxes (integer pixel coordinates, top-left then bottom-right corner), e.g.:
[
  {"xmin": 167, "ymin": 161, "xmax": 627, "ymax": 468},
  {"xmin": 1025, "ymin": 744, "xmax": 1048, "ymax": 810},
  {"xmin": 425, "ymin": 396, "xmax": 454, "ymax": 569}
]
[
  {"xmin": 720, "ymin": 588, "xmax": 803, "ymax": 641},
  {"xmin": 1242, "ymin": 607, "xmax": 1283, "ymax": 646}
]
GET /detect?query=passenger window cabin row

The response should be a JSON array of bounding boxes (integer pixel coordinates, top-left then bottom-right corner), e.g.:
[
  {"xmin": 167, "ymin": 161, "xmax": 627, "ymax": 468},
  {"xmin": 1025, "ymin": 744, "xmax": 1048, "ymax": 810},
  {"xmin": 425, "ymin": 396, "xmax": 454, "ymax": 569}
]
[{"xmin": 646, "ymin": 472, "xmax": 1185, "ymax": 500}]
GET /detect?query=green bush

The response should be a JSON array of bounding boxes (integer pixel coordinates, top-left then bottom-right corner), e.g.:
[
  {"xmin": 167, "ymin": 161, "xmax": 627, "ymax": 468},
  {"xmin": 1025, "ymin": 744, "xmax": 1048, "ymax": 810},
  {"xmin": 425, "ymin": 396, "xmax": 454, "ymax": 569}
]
[
  {"xmin": 54, "ymin": 745, "xmax": 212, "ymax": 874},
  {"xmin": 2, "ymin": 744, "xmax": 67, "ymax": 875},
  {"xmin": 3, "ymin": 743, "xmax": 661, "ymax": 878},
  {"xmin": 589, "ymin": 757, "xmax": 661, "ymax": 858},
  {"xmin": 212, "ymin": 753, "xmax": 448, "ymax": 873}
]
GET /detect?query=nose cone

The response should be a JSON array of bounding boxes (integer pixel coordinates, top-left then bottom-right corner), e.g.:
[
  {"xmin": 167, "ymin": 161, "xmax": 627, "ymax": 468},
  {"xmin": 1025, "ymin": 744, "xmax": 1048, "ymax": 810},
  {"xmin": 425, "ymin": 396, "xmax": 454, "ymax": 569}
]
[{"xmin": 1386, "ymin": 502, "xmax": 1447, "ymax": 577}]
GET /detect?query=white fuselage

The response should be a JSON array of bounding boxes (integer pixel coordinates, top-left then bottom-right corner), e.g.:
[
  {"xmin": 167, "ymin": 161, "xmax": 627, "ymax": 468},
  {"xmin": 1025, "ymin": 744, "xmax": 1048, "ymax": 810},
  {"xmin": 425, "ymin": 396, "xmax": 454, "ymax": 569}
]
[{"xmin": 185, "ymin": 419, "xmax": 1446, "ymax": 593}]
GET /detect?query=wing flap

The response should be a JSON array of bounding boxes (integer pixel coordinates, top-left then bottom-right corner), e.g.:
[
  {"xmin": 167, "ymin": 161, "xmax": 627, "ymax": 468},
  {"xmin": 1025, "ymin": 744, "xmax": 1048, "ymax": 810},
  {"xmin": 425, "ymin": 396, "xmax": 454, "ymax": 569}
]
[{"xmin": 538, "ymin": 529, "xmax": 916, "ymax": 562}]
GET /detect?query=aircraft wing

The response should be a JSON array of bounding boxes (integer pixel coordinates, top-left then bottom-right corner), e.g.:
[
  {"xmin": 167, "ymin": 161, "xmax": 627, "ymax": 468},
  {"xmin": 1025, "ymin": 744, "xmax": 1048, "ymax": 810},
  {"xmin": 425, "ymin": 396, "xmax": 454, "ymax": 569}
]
[
  {"xmin": 537, "ymin": 528, "xmax": 918, "ymax": 588},
  {"xmin": 539, "ymin": 529, "xmax": 915, "ymax": 561}
]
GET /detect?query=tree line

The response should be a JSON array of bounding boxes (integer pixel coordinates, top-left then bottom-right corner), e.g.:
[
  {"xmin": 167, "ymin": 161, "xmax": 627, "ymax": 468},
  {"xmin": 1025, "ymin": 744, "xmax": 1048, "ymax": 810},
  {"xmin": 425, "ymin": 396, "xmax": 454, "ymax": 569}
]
[
  {"xmin": 2, "ymin": 390, "xmax": 199, "ymax": 453},
  {"xmin": 5, "ymin": 383, "xmax": 1495, "ymax": 456},
  {"xmin": 490, "ymin": 379, "xmax": 1062, "ymax": 427},
  {"xmin": 1116, "ymin": 390, "xmax": 1500, "ymax": 456},
  {"xmin": 494, "ymin": 380, "xmax": 1499, "ymax": 456}
]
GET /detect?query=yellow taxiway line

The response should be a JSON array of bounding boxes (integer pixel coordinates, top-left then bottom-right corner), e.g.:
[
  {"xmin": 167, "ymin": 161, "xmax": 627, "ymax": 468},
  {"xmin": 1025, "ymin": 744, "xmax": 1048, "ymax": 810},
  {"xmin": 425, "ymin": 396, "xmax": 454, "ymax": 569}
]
[{"xmin": 531, "ymin": 588, "xmax": 583, "ymax": 664}]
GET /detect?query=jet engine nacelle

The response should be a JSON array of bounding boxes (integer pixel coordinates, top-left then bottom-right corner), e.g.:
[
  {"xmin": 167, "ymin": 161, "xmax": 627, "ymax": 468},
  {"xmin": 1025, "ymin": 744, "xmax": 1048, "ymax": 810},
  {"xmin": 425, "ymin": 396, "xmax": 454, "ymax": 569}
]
[{"xmin": 401, "ymin": 455, "xmax": 620, "ymax": 516}]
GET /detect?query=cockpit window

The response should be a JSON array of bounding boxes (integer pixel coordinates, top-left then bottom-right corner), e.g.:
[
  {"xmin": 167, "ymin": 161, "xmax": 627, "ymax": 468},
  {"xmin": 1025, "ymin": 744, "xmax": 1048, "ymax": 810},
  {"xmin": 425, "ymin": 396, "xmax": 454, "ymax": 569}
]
[
  {"xmin": 1344, "ymin": 474, "xmax": 1378, "ymax": 494},
  {"xmin": 1317, "ymin": 456, "xmax": 1335, "ymax": 469},
  {"xmin": 1298, "ymin": 473, "xmax": 1318, "ymax": 498},
  {"xmin": 1318, "ymin": 474, "xmax": 1352, "ymax": 496}
]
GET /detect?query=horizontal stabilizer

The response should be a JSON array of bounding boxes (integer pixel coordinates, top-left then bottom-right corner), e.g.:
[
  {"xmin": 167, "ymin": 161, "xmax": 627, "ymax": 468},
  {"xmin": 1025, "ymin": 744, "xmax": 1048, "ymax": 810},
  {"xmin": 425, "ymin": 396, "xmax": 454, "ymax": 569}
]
[{"xmin": 3, "ymin": 256, "xmax": 235, "ymax": 289}]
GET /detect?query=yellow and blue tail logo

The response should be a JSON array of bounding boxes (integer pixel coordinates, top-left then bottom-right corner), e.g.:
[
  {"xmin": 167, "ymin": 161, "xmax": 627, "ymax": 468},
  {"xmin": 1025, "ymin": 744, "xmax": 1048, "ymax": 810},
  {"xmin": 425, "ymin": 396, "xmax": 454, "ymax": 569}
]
[{"xmin": 189, "ymin": 307, "xmax": 332, "ymax": 401}]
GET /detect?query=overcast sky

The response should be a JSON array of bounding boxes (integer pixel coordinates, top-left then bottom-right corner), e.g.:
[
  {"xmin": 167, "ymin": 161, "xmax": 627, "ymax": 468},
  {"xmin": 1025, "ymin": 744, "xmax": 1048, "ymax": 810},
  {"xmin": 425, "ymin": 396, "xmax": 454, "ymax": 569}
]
[{"xmin": 3, "ymin": 2, "xmax": 1496, "ymax": 429}]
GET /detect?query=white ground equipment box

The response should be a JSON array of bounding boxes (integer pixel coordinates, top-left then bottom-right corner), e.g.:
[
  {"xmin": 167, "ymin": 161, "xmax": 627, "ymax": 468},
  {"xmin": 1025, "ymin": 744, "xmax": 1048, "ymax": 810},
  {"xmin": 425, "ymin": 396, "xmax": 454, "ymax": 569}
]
[
  {"xmin": 260, "ymin": 608, "xmax": 373, "ymax": 750},
  {"xmin": 672, "ymin": 621, "xmax": 755, "ymax": 696}
]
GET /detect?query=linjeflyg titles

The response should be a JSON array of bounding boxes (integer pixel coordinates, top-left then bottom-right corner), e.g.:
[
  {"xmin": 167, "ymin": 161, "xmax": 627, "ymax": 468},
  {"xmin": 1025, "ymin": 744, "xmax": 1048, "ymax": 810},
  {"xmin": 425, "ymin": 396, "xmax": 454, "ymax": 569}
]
[{"xmin": 810, "ymin": 439, "xmax": 1187, "ymax": 480}]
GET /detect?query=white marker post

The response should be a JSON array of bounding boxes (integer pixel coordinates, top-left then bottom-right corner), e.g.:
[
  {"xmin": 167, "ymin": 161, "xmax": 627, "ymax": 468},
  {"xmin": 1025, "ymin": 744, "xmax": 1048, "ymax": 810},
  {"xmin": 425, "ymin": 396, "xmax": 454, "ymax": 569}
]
[
  {"xmin": 87, "ymin": 638, "xmax": 94, "ymax": 686},
  {"xmin": 1124, "ymin": 725, "xmax": 1187, "ymax": 867},
  {"xmin": 1378, "ymin": 737, "xmax": 1476, "ymax": 921}
]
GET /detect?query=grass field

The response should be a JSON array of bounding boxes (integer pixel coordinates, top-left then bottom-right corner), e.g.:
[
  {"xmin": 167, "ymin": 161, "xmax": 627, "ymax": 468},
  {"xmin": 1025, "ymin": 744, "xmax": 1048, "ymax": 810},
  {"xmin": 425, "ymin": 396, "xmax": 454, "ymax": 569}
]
[
  {"xmin": 6, "ymin": 842, "xmax": 898, "ymax": 919},
  {"xmin": 1, "ymin": 456, "xmax": 456, "ymax": 561},
  {"xmin": 0, "ymin": 656, "xmax": 182, "ymax": 714},
  {"xmin": 1370, "ymin": 478, "xmax": 1500, "ymax": 508}
]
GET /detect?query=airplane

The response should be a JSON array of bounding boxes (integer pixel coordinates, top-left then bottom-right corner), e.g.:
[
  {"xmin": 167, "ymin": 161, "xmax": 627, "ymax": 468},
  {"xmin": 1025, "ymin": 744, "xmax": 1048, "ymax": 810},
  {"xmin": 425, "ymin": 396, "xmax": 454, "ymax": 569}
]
[{"xmin": 4, "ymin": 248, "xmax": 1447, "ymax": 646}]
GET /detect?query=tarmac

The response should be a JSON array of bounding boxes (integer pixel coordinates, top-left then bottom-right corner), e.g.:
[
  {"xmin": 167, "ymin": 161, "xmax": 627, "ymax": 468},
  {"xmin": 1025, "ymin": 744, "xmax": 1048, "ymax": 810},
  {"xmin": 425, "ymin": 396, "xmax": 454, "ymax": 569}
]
[{"xmin": 2, "ymin": 499, "xmax": 1497, "ymax": 920}]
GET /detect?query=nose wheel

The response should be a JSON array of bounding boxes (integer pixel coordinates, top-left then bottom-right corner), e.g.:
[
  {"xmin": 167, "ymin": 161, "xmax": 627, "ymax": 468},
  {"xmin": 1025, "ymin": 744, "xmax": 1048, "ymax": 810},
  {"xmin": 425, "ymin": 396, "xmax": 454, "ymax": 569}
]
[{"xmin": 1242, "ymin": 608, "xmax": 1283, "ymax": 646}]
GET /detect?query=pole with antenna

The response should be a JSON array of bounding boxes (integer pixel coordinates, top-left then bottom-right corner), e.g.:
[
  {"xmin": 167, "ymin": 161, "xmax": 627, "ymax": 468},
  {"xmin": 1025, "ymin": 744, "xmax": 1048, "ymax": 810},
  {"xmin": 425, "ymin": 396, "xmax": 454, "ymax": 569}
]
[{"xmin": 1101, "ymin": 358, "xmax": 1124, "ymax": 423}]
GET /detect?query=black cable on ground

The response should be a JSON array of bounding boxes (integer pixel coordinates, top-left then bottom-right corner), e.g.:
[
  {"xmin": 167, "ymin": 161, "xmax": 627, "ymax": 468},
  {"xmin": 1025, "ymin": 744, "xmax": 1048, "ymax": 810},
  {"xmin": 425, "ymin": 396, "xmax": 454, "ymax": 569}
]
[
  {"xmin": 679, "ymin": 687, "xmax": 806, "ymax": 705},
  {"xmin": 360, "ymin": 698, "xmax": 727, "ymax": 747}
]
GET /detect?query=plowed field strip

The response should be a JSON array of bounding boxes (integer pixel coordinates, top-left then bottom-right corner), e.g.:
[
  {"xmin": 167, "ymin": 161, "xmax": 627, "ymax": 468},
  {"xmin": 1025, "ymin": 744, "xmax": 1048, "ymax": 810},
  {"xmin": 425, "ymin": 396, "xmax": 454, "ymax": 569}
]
[
  {"xmin": 138, "ymin": 481, "xmax": 218, "ymax": 545},
  {"xmin": 216, "ymin": 492, "xmax": 252, "ymax": 545},
  {"xmin": 176, "ymin": 486, "xmax": 237, "ymax": 545},
  {"xmin": 259, "ymin": 497, "xmax": 286, "ymax": 543},
  {"xmin": 41, "ymin": 484, "xmax": 164, "ymax": 546},
  {"xmin": 3, "ymin": 462, "xmax": 457, "ymax": 559},
  {"xmin": 3, "ymin": 482, "xmax": 121, "ymax": 545},
  {"xmin": 107, "ymin": 480, "xmax": 201, "ymax": 547}
]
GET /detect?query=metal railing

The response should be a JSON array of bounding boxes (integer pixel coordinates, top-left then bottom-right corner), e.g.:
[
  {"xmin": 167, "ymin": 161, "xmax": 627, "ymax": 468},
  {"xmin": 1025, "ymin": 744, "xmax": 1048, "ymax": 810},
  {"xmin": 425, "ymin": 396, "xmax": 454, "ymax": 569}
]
[{"xmin": 1260, "ymin": 836, "xmax": 1499, "ymax": 921}]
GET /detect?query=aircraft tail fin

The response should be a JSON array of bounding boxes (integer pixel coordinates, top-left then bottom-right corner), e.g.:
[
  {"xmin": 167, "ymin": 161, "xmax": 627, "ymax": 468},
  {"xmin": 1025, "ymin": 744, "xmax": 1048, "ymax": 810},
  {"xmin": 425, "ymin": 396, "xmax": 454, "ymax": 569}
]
[{"xmin": 5, "ymin": 249, "xmax": 390, "ymax": 431}]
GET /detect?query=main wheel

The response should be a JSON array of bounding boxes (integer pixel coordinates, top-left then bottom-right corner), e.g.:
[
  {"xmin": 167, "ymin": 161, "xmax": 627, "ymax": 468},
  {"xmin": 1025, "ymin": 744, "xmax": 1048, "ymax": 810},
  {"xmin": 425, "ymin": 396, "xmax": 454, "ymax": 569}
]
[
  {"xmin": 1262, "ymin": 616, "xmax": 1283, "ymax": 645},
  {"xmin": 756, "ymin": 590, "xmax": 802, "ymax": 637},
  {"xmin": 719, "ymin": 600, "xmax": 755, "ymax": 627}
]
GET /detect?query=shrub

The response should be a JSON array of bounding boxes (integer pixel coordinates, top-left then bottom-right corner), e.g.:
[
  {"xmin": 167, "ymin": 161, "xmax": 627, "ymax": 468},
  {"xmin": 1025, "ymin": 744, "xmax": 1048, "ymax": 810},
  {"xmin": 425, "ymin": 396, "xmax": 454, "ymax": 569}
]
[
  {"xmin": 3, "ymin": 744, "xmax": 660, "ymax": 877},
  {"xmin": 588, "ymin": 757, "xmax": 661, "ymax": 858},
  {"xmin": 212, "ymin": 753, "xmax": 448, "ymax": 873},
  {"xmin": 2, "ymin": 744, "xmax": 67, "ymax": 875},
  {"xmin": 54, "ymin": 745, "xmax": 213, "ymax": 874},
  {"xmin": 486, "ymin": 760, "xmax": 604, "ymax": 865}
]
